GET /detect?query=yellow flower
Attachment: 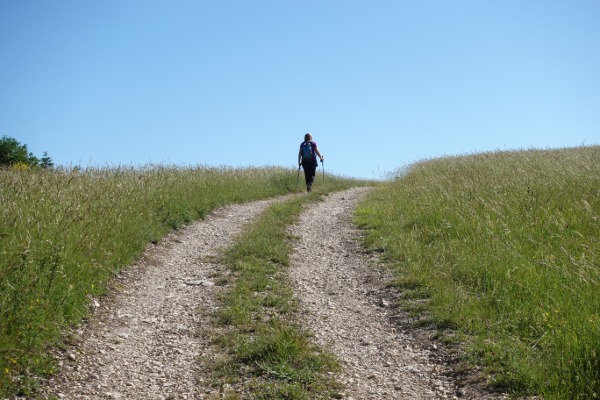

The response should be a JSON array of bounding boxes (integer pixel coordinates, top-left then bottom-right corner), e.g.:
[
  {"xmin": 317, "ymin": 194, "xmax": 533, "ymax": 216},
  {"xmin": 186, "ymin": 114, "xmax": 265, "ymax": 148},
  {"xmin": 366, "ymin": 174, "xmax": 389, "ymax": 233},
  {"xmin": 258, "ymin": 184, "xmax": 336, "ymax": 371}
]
[
  {"xmin": 4, "ymin": 368, "xmax": 8, "ymax": 374},
  {"xmin": 12, "ymin": 162, "xmax": 30, "ymax": 171}
]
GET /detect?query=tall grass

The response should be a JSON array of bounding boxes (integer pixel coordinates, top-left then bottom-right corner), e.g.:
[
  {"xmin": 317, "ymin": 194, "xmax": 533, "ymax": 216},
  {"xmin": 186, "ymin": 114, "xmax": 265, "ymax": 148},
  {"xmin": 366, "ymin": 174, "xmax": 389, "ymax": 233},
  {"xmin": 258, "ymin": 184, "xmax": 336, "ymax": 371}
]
[
  {"xmin": 355, "ymin": 146, "xmax": 600, "ymax": 398},
  {"xmin": 0, "ymin": 165, "xmax": 299, "ymax": 397}
]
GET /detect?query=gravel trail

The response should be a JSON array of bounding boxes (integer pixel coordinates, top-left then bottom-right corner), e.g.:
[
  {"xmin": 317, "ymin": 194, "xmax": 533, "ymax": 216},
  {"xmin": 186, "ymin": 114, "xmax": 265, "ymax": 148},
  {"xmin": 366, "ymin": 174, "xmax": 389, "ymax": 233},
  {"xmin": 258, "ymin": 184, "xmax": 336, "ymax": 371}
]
[
  {"xmin": 289, "ymin": 187, "xmax": 507, "ymax": 400},
  {"xmin": 42, "ymin": 197, "xmax": 285, "ymax": 400},
  {"xmin": 41, "ymin": 188, "xmax": 507, "ymax": 399}
]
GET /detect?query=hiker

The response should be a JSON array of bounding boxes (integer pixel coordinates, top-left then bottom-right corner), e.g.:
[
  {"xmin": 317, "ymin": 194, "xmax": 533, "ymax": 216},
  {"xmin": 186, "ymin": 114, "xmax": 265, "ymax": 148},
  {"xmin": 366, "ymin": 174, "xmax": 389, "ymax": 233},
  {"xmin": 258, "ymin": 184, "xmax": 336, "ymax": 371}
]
[{"xmin": 298, "ymin": 133, "xmax": 324, "ymax": 192}]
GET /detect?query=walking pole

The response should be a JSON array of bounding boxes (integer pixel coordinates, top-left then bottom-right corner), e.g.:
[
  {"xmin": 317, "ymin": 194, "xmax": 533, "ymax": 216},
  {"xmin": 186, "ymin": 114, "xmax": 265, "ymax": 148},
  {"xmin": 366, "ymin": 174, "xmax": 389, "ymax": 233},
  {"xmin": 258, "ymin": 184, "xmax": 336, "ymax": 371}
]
[
  {"xmin": 296, "ymin": 164, "xmax": 300, "ymax": 189},
  {"xmin": 322, "ymin": 158, "xmax": 325, "ymax": 181}
]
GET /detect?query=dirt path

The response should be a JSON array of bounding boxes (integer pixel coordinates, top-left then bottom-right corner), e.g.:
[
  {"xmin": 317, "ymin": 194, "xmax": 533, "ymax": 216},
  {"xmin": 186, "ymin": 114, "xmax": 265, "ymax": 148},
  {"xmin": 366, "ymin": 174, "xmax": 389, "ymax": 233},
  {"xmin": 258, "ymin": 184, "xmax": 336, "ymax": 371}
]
[
  {"xmin": 42, "ymin": 197, "xmax": 285, "ymax": 399},
  {"xmin": 289, "ymin": 187, "xmax": 507, "ymax": 400},
  {"xmin": 41, "ymin": 188, "xmax": 506, "ymax": 399}
]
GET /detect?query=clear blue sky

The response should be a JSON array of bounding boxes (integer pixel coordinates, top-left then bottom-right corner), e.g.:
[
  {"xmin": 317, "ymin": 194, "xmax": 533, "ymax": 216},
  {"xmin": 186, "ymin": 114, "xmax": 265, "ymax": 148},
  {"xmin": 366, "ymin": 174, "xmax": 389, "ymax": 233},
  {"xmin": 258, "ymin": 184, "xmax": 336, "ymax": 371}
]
[{"xmin": 1, "ymin": 1, "xmax": 599, "ymax": 179}]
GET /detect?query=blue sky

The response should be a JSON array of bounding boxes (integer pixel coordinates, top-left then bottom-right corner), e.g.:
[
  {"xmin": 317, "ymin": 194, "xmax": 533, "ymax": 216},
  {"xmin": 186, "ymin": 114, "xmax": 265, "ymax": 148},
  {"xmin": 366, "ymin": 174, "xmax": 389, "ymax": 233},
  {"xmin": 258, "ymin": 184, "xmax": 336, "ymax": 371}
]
[{"xmin": 1, "ymin": 0, "xmax": 599, "ymax": 179}]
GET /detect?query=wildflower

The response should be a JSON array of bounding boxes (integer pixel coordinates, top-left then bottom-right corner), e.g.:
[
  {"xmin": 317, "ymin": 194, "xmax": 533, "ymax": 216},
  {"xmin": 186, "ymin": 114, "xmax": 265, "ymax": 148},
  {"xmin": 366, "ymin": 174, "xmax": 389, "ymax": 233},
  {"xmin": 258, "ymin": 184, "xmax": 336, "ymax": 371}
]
[{"xmin": 12, "ymin": 162, "xmax": 30, "ymax": 171}]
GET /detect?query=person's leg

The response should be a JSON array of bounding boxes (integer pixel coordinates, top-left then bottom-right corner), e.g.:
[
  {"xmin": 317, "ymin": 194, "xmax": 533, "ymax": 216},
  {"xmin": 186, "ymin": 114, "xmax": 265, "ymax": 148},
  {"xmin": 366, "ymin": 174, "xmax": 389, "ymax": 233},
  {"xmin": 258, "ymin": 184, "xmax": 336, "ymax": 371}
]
[
  {"xmin": 306, "ymin": 163, "xmax": 316, "ymax": 192},
  {"xmin": 302, "ymin": 162, "xmax": 311, "ymax": 191},
  {"xmin": 302, "ymin": 162, "xmax": 316, "ymax": 192}
]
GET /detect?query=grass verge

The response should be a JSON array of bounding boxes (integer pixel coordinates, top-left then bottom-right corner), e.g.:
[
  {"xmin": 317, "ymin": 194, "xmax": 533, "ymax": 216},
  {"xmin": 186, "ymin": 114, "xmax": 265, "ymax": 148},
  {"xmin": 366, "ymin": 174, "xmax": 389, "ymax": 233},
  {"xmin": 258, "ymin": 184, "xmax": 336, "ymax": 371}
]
[
  {"xmin": 354, "ymin": 146, "xmax": 600, "ymax": 399},
  {"xmin": 209, "ymin": 182, "xmax": 364, "ymax": 399}
]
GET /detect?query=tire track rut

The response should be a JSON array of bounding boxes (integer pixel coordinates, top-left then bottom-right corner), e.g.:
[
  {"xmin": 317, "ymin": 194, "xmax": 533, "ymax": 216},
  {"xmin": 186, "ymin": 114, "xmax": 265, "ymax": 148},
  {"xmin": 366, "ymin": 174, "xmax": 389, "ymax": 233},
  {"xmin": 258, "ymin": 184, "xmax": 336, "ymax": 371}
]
[
  {"xmin": 42, "ymin": 197, "xmax": 284, "ymax": 400},
  {"xmin": 289, "ymin": 187, "xmax": 507, "ymax": 399}
]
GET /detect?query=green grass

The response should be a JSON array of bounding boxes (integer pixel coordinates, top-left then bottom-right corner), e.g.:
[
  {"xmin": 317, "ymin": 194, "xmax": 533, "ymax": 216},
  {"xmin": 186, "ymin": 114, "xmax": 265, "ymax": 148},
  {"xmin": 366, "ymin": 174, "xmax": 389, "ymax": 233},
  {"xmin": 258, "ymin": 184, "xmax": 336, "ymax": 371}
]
[
  {"xmin": 0, "ymin": 164, "xmax": 315, "ymax": 397},
  {"xmin": 355, "ymin": 146, "xmax": 600, "ymax": 398},
  {"xmin": 210, "ymin": 181, "xmax": 364, "ymax": 399}
]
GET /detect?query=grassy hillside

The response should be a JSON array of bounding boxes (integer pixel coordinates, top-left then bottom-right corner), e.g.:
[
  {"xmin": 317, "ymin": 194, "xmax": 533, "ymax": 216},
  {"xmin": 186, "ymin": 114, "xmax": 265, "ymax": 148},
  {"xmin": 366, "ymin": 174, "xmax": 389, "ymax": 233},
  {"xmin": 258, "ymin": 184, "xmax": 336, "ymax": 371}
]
[
  {"xmin": 0, "ymin": 164, "xmax": 362, "ymax": 397},
  {"xmin": 355, "ymin": 146, "xmax": 600, "ymax": 399}
]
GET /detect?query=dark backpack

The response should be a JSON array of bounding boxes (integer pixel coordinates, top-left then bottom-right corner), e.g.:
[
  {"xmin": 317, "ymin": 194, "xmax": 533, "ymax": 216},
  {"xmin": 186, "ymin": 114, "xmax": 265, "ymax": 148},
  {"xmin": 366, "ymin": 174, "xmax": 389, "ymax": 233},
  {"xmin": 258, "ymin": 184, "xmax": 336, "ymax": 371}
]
[{"xmin": 300, "ymin": 141, "xmax": 314, "ymax": 163}]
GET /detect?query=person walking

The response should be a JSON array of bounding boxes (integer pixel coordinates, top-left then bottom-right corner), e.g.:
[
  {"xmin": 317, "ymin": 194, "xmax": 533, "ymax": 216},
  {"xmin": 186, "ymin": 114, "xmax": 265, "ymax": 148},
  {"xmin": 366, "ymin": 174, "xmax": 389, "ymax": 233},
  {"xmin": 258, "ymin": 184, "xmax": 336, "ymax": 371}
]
[{"xmin": 298, "ymin": 133, "xmax": 324, "ymax": 192}]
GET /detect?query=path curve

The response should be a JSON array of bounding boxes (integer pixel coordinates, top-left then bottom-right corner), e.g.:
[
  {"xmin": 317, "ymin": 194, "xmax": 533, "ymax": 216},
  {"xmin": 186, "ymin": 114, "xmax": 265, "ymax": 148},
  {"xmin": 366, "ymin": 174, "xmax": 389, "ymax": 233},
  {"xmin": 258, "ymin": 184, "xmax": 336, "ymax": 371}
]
[
  {"xmin": 41, "ymin": 188, "xmax": 508, "ymax": 399},
  {"xmin": 42, "ymin": 196, "xmax": 285, "ymax": 400}
]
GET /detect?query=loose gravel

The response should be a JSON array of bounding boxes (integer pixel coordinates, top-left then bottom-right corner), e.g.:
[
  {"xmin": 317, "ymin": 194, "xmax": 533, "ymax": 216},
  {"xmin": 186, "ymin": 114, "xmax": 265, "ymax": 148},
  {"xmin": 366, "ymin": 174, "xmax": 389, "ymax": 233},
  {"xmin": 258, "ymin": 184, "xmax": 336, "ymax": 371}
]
[
  {"xmin": 41, "ymin": 197, "xmax": 284, "ymax": 400},
  {"xmin": 289, "ymin": 187, "xmax": 508, "ymax": 400}
]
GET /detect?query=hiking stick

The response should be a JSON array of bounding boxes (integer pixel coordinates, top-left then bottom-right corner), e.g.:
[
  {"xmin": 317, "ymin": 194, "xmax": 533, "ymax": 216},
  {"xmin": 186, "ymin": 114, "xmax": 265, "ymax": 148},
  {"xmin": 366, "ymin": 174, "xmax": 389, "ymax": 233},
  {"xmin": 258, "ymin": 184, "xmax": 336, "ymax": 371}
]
[
  {"xmin": 296, "ymin": 165, "xmax": 300, "ymax": 188},
  {"xmin": 322, "ymin": 159, "xmax": 325, "ymax": 181}
]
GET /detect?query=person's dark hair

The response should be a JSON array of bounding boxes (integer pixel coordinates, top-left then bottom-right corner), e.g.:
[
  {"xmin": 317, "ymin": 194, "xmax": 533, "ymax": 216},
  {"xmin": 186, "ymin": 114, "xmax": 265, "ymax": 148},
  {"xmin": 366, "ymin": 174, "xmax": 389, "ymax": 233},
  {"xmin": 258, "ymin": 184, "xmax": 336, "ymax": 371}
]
[{"xmin": 304, "ymin": 133, "xmax": 312, "ymax": 142}]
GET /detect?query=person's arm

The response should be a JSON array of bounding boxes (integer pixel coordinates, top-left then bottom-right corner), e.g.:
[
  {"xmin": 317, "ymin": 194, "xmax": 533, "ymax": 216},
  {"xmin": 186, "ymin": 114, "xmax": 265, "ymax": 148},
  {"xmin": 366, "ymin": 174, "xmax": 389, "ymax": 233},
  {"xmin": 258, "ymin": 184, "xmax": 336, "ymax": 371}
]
[
  {"xmin": 298, "ymin": 146, "xmax": 302, "ymax": 165},
  {"xmin": 314, "ymin": 145, "xmax": 324, "ymax": 161}
]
